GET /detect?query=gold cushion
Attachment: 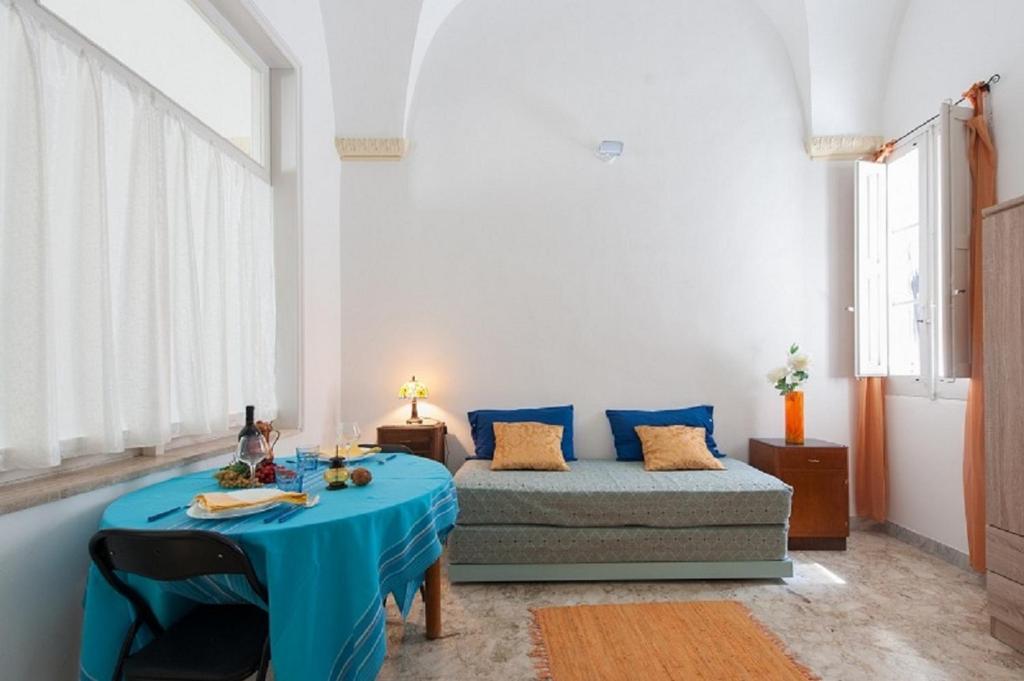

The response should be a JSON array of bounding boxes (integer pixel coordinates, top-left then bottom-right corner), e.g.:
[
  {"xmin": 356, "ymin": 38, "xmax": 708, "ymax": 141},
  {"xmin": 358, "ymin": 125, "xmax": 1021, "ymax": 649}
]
[
  {"xmin": 634, "ymin": 425, "xmax": 725, "ymax": 471},
  {"xmin": 491, "ymin": 422, "xmax": 570, "ymax": 471}
]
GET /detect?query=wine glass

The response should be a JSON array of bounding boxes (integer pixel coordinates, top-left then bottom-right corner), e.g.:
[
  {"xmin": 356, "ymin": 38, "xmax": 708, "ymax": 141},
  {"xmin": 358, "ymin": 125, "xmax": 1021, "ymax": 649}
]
[
  {"xmin": 237, "ymin": 431, "xmax": 270, "ymax": 481},
  {"xmin": 336, "ymin": 421, "xmax": 361, "ymax": 458}
]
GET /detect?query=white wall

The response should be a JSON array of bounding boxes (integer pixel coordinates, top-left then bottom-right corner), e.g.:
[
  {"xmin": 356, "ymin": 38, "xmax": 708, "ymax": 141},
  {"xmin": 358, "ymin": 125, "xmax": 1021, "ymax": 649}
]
[
  {"xmin": 879, "ymin": 0, "xmax": 1024, "ymax": 554},
  {"xmin": 248, "ymin": 0, "xmax": 343, "ymax": 453},
  {"xmin": 0, "ymin": 2, "xmax": 340, "ymax": 678},
  {"xmin": 337, "ymin": 0, "xmax": 853, "ymax": 466},
  {"xmin": 0, "ymin": 455, "xmax": 234, "ymax": 680}
]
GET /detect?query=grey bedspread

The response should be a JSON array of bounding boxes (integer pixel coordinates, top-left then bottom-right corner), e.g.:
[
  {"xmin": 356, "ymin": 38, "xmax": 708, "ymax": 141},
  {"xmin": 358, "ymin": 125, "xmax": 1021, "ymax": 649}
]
[{"xmin": 453, "ymin": 457, "xmax": 791, "ymax": 528}]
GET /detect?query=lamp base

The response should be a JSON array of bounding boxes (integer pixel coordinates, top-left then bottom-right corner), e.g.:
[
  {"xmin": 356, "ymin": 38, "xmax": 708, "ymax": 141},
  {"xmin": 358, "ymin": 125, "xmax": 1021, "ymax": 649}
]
[{"xmin": 407, "ymin": 397, "xmax": 423, "ymax": 425}]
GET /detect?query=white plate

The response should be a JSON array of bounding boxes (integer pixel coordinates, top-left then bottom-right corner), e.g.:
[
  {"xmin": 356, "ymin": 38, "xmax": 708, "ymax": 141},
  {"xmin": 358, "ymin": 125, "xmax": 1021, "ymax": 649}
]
[
  {"xmin": 318, "ymin": 446, "xmax": 381, "ymax": 462},
  {"xmin": 187, "ymin": 488, "xmax": 288, "ymax": 520}
]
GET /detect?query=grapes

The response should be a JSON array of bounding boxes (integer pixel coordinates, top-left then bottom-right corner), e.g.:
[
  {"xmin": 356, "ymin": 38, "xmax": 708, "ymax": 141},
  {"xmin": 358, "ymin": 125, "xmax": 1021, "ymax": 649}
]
[
  {"xmin": 212, "ymin": 458, "xmax": 295, "ymax": 488},
  {"xmin": 213, "ymin": 468, "xmax": 260, "ymax": 489},
  {"xmin": 254, "ymin": 458, "xmax": 278, "ymax": 484},
  {"xmin": 213, "ymin": 458, "xmax": 277, "ymax": 488}
]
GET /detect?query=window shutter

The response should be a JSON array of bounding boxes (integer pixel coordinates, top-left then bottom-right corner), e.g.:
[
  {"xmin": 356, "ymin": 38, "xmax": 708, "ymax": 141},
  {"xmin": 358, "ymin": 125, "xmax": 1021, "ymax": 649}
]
[
  {"xmin": 855, "ymin": 160, "xmax": 889, "ymax": 377},
  {"xmin": 937, "ymin": 103, "xmax": 973, "ymax": 378}
]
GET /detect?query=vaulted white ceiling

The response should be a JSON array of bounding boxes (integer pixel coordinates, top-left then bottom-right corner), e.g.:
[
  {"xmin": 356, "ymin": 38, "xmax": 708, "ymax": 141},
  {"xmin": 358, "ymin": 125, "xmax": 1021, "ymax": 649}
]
[{"xmin": 319, "ymin": 0, "xmax": 909, "ymax": 146}]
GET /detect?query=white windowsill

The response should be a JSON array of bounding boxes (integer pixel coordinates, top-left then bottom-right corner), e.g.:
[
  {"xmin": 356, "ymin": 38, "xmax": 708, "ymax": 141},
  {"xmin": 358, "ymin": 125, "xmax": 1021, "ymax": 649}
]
[
  {"xmin": 886, "ymin": 376, "xmax": 969, "ymax": 401},
  {"xmin": 0, "ymin": 430, "xmax": 297, "ymax": 516}
]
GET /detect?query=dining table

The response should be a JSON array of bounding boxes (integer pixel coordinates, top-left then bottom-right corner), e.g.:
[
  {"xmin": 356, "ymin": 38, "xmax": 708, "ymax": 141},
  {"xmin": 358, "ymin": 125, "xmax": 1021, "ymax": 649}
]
[{"xmin": 78, "ymin": 452, "xmax": 458, "ymax": 681}]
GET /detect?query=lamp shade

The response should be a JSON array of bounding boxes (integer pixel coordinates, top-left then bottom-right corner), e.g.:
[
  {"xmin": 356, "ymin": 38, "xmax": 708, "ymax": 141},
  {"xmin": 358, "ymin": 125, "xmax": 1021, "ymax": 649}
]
[{"xmin": 398, "ymin": 375, "xmax": 429, "ymax": 400}]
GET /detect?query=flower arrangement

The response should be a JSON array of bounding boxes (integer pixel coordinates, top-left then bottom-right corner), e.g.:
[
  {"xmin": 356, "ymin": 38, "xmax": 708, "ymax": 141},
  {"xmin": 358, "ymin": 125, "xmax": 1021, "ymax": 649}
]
[{"xmin": 767, "ymin": 344, "xmax": 810, "ymax": 395}]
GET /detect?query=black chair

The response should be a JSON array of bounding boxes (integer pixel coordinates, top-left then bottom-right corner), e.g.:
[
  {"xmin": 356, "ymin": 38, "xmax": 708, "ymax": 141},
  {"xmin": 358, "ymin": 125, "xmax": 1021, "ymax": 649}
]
[{"xmin": 88, "ymin": 529, "xmax": 271, "ymax": 681}]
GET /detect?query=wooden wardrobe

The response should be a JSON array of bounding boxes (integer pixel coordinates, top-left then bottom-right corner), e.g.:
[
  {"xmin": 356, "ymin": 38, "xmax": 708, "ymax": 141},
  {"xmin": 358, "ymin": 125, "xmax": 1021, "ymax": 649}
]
[{"xmin": 983, "ymin": 195, "xmax": 1024, "ymax": 654}]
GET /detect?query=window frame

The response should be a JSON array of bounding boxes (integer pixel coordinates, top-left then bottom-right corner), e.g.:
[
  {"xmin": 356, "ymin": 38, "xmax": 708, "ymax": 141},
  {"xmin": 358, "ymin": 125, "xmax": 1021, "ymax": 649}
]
[
  {"xmin": 34, "ymin": 0, "xmax": 271, "ymax": 178},
  {"xmin": 854, "ymin": 104, "xmax": 973, "ymax": 402},
  {"xmin": 188, "ymin": 0, "xmax": 271, "ymax": 168},
  {"xmin": 0, "ymin": 0, "xmax": 305, "ymax": 483},
  {"xmin": 885, "ymin": 131, "xmax": 934, "ymax": 397}
]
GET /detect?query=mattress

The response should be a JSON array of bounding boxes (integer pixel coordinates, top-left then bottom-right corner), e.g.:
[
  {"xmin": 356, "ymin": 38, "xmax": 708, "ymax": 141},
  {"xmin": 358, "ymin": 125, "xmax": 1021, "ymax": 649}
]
[
  {"xmin": 448, "ymin": 524, "xmax": 788, "ymax": 564},
  {"xmin": 453, "ymin": 457, "xmax": 791, "ymax": 528}
]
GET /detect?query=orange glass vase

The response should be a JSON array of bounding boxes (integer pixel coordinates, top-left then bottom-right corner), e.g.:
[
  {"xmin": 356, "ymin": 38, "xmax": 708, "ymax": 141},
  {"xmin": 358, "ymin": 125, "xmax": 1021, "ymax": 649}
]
[{"xmin": 784, "ymin": 390, "xmax": 805, "ymax": 445}]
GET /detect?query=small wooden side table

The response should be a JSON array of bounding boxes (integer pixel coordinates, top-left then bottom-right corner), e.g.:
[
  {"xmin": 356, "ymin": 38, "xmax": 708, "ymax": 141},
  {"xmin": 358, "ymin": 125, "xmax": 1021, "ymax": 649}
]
[
  {"xmin": 748, "ymin": 437, "xmax": 849, "ymax": 550},
  {"xmin": 377, "ymin": 421, "xmax": 447, "ymax": 465}
]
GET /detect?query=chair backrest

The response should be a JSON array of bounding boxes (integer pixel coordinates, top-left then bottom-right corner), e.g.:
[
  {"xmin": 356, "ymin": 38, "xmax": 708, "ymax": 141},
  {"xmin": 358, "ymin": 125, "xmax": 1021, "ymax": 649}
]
[
  {"xmin": 89, "ymin": 530, "xmax": 269, "ymax": 681},
  {"xmin": 89, "ymin": 530, "xmax": 269, "ymax": 606},
  {"xmin": 361, "ymin": 442, "xmax": 414, "ymax": 455}
]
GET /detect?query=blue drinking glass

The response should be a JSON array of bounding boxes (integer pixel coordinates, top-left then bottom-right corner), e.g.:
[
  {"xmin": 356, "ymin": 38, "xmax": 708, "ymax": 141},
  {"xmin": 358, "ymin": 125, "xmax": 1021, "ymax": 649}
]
[
  {"xmin": 295, "ymin": 445, "xmax": 320, "ymax": 473},
  {"xmin": 275, "ymin": 459, "xmax": 304, "ymax": 493}
]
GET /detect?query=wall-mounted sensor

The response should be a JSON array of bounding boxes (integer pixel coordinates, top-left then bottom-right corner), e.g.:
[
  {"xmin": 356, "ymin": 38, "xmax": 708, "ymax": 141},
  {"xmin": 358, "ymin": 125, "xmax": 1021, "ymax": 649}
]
[{"xmin": 596, "ymin": 140, "xmax": 624, "ymax": 162}]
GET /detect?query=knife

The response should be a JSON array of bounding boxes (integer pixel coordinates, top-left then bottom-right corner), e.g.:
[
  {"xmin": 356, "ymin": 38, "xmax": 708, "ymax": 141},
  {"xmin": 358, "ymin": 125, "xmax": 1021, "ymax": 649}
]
[
  {"xmin": 147, "ymin": 505, "xmax": 188, "ymax": 522},
  {"xmin": 276, "ymin": 505, "xmax": 308, "ymax": 523}
]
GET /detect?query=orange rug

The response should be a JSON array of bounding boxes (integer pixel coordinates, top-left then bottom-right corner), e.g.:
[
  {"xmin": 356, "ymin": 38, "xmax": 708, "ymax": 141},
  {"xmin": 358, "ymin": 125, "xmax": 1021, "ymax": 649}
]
[{"xmin": 529, "ymin": 601, "xmax": 819, "ymax": 681}]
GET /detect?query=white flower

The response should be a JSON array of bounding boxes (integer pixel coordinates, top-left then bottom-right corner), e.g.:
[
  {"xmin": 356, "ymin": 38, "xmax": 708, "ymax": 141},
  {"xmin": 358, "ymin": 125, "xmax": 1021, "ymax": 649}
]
[
  {"xmin": 767, "ymin": 366, "xmax": 789, "ymax": 384},
  {"xmin": 788, "ymin": 353, "xmax": 810, "ymax": 372}
]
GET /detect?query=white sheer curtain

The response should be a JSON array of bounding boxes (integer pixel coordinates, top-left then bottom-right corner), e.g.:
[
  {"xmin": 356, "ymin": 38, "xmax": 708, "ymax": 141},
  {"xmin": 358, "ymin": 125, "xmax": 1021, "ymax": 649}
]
[{"xmin": 0, "ymin": 0, "xmax": 276, "ymax": 471}]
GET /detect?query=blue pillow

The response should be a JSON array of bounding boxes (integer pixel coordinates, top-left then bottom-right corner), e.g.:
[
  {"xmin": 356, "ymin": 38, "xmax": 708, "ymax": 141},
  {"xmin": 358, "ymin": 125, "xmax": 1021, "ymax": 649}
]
[
  {"xmin": 605, "ymin": 406, "xmax": 723, "ymax": 460},
  {"xmin": 468, "ymin": 405, "xmax": 575, "ymax": 461}
]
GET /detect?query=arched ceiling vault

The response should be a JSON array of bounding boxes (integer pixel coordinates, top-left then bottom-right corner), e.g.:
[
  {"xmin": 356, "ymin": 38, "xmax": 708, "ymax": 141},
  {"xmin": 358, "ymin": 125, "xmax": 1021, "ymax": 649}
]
[{"xmin": 321, "ymin": 0, "xmax": 909, "ymax": 159}]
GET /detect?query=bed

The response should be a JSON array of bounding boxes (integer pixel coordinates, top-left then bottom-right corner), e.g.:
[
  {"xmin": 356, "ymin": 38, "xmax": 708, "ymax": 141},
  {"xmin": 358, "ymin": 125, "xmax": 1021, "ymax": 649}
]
[{"xmin": 448, "ymin": 457, "xmax": 793, "ymax": 582}]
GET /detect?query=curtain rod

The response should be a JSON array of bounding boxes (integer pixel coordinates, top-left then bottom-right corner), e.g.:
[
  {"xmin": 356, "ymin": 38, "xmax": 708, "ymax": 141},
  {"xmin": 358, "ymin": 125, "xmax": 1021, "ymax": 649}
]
[{"xmin": 888, "ymin": 73, "xmax": 1000, "ymax": 148}]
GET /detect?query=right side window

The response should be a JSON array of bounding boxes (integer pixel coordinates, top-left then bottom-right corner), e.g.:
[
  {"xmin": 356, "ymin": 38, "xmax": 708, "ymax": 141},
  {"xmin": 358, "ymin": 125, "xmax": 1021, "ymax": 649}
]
[{"xmin": 855, "ymin": 104, "xmax": 973, "ymax": 399}]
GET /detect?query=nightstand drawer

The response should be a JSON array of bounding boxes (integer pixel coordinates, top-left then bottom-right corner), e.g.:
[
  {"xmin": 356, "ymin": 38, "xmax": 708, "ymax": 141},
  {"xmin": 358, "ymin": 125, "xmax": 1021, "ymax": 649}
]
[
  {"xmin": 376, "ymin": 423, "xmax": 447, "ymax": 464},
  {"xmin": 778, "ymin": 450, "xmax": 846, "ymax": 471},
  {"xmin": 989, "ymin": 526, "xmax": 1024, "ymax": 585},
  {"xmin": 378, "ymin": 430, "xmax": 433, "ymax": 449}
]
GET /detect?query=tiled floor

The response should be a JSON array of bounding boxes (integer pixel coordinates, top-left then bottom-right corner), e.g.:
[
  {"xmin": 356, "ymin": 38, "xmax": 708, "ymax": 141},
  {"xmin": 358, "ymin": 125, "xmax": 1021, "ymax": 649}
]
[{"xmin": 377, "ymin": 529, "xmax": 1024, "ymax": 680}]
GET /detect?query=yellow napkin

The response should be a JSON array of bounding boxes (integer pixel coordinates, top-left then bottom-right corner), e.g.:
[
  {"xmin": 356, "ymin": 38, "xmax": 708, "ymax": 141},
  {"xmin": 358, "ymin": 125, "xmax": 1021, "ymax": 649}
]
[
  {"xmin": 318, "ymin": 445, "xmax": 382, "ymax": 459},
  {"xmin": 194, "ymin": 490, "xmax": 307, "ymax": 512}
]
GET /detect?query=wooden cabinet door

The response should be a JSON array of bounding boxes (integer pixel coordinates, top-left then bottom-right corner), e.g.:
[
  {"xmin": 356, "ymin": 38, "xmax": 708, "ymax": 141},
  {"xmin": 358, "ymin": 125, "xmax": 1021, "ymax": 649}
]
[
  {"xmin": 778, "ymin": 469, "xmax": 849, "ymax": 538},
  {"xmin": 984, "ymin": 202, "xmax": 1024, "ymax": 536}
]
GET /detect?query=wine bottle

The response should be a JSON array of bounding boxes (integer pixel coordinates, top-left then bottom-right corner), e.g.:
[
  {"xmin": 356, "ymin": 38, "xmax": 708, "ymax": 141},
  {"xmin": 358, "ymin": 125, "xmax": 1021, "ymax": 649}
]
[{"xmin": 238, "ymin": 405, "xmax": 259, "ymax": 441}]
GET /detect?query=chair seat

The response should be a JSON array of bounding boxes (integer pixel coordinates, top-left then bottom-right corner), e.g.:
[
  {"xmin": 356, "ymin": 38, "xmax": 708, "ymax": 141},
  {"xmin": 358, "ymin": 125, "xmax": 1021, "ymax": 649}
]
[{"xmin": 123, "ymin": 604, "xmax": 268, "ymax": 681}]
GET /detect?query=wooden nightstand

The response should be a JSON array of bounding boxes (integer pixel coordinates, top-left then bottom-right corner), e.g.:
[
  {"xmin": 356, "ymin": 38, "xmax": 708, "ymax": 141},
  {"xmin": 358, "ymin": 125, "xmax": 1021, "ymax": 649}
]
[
  {"xmin": 748, "ymin": 438, "xmax": 849, "ymax": 550},
  {"xmin": 377, "ymin": 422, "xmax": 447, "ymax": 464}
]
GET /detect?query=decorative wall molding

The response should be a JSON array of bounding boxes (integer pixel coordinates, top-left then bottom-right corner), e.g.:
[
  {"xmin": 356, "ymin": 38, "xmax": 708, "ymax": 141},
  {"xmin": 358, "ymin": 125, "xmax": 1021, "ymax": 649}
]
[
  {"xmin": 334, "ymin": 137, "xmax": 408, "ymax": 161},
  {"xmin": 806, "ymin": 134, "xmax": 885, "ymax": 160}
]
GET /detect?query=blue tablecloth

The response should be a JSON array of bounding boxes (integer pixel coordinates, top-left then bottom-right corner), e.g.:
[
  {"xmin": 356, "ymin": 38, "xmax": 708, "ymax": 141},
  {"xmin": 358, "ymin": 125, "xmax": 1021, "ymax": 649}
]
[{"xmin": 79, "ymin": 454, "xmax": 458, "ymax": 681}]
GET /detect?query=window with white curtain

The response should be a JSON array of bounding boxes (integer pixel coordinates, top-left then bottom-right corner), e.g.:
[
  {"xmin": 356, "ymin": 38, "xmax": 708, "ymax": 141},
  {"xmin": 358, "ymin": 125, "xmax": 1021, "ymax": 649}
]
[
  {"xmin": 39, "ymin": 0, "xmax": 267, "ymax": 164},
  {"xmin": 0, "ymin": 0, "xmax": 277, "ymax": 471},
  {"xmin": 854, "ymin": 103, "xmax": 973, "ymax": 399}
]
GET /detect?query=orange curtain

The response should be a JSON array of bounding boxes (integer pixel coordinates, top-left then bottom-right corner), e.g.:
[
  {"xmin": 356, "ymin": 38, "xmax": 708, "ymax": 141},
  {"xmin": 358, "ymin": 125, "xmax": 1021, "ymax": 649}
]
[
  {"xmin": 855, "ymin": 140, "xmax": 893, "ymax": 524},
  {"xmin": 855, "ymin": 377, "xmax": 888, "ymax": 522},
  {"xmin": 873, "ymin": 141, "xmax": 895, "ymax": 163},
  {"xmin": 962, "ymin": 82, "xmax": 997, "ymax": 572}
]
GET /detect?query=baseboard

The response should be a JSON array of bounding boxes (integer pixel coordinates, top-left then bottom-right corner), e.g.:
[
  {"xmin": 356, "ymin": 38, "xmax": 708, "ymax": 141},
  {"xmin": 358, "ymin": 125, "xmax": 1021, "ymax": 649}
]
[{"xmin": 852, "ymin": 517, "xmax": 976, "ymax": 575}]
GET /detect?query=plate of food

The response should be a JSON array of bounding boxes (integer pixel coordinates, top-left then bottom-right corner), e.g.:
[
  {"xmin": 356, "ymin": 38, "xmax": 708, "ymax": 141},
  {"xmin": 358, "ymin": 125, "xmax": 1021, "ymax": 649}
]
[
  {"xmin": 318, "ymin": 446, "xmax": 382, "ymax": 462},
  {"xmin": 186, "ymin": 488, "xmax": 306, "ymax": 520}
]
